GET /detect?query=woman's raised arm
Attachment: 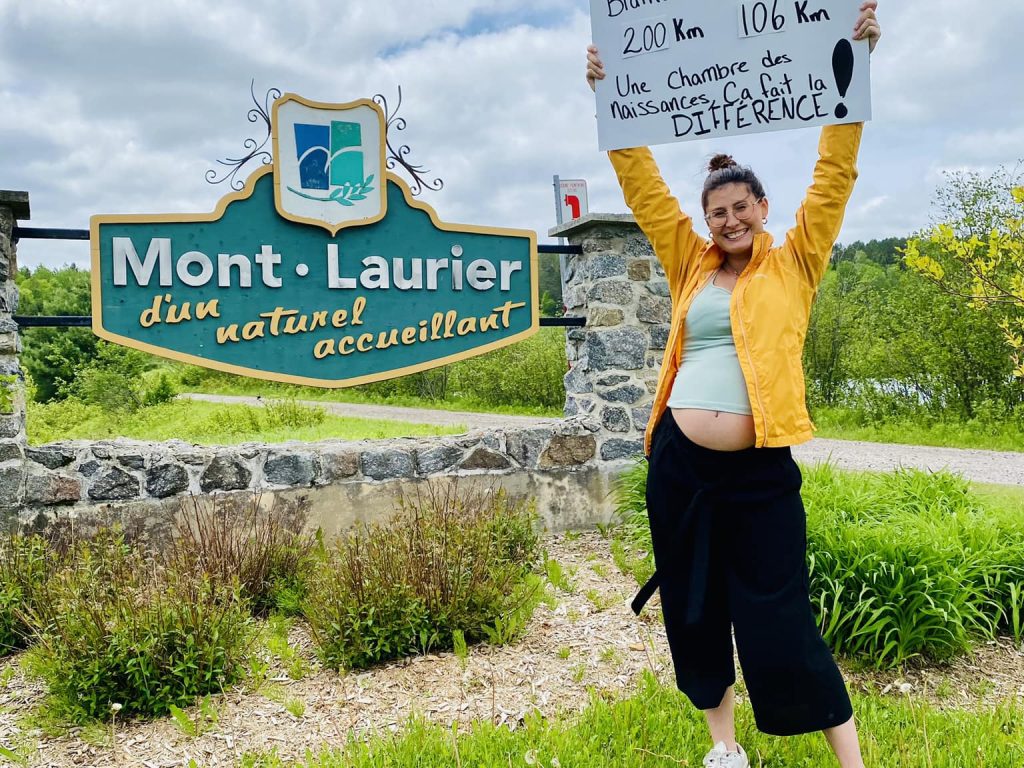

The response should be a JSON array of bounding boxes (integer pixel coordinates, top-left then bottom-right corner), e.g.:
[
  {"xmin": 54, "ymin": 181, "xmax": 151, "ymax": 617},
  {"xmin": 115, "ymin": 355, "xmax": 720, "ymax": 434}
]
[
  {"xmin": 588, "ymin": 46, "xmax": 708, "ymax": 291},
  {"xmin": 780, "ymin": 1, "xmax": 880, "ymax": 287}
]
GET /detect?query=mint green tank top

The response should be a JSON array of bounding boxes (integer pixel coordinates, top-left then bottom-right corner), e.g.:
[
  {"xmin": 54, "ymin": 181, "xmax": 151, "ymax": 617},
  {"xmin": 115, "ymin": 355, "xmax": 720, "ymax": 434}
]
[{"xmin": 667, "ymin": 277, "xmax": 753, "ymax": 415}]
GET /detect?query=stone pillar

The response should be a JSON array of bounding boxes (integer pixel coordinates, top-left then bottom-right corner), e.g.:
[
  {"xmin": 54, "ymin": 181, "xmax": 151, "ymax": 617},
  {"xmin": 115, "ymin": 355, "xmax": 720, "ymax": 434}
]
[
  {"xmin": 0, "ymin": 191, "xmax": 28, "ymax": 510},
  {"xmin": 549, "ymin": 214, "xmax": 669, "ymax": 462}
]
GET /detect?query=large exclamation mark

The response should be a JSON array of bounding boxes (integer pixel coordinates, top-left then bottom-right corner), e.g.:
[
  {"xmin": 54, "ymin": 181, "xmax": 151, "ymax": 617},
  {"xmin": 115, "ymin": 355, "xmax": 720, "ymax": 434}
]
[{"xmin": 832, "ymin": 39, "xmax": 854, "ymax": 119}]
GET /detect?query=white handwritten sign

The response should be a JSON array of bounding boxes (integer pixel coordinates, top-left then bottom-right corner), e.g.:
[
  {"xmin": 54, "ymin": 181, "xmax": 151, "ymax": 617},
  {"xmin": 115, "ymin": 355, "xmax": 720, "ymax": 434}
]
[{"xmin": 590, "ymin": 0, "xmax": 871, "ymax": 150}]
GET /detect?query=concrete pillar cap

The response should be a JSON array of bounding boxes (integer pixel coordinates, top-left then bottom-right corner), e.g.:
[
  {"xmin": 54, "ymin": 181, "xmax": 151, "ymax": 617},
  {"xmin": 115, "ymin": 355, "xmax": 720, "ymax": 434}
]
[
  {"xmin": 548, "ymin": 213, "xmax": 636, "ymax": 239},
  {"xmin": 0, "ymin": 191, "xmax": 30, "ymax": 221}
]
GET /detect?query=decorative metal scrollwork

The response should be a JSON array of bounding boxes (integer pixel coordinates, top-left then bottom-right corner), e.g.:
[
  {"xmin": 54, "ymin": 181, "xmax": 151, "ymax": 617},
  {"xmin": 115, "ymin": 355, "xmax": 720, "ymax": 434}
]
[
  {"xmin": 206, "ymin": 81, "xmax": 281, "ymax": 190},
  {"xmin": 373, "ymin": 87, "xmax": 444, "ymax": 197},
  {"xmin": 207, "ymin": 83, "xmax": 442, "ymax": 198}
]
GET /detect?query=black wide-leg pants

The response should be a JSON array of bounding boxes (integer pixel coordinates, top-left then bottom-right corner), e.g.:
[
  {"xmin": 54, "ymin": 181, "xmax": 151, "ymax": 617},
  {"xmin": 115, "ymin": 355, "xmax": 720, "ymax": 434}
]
[{"xmin": 639, "ymin": 411, "xmax": 853, "ymax": 736}]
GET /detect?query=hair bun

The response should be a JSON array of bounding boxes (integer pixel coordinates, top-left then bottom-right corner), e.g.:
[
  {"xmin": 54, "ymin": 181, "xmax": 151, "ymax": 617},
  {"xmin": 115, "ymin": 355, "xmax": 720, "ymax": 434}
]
[{"xmin": 708, "ymin": 154, "xmax": 738, "ymax": 173}]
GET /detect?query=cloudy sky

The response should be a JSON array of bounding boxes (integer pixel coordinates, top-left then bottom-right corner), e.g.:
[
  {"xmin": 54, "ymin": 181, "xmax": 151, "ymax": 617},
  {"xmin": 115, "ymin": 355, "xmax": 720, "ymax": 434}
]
[{"xmin": 1, "ymin": 0, "xmax": 1021, "ymax": 272}]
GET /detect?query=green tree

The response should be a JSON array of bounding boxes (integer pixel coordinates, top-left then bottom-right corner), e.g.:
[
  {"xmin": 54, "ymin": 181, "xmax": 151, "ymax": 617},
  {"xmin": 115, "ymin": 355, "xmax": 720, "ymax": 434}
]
[
  {"xmin": 537, "ymin": 253, "xmax": 564, "ymax": 316},
  {"xmin": 904, "ymin": 166, "xmax": 1024, "ymax": 376},
  {"xmin": 807, "ymin": 255, "xmax": 1020, "ymax": 421},
  {"xmin": 804, "ymin": 260, "xmax": 865, "ymax": 406},
  {"xmin": 15, "ymin": 266, "xmax": 97, "ymax": 402},
  {"xmin": 851, "ymin": 266, "xmax": 1016, "ymax": 420},
  {"xmin": 831, "ymin": 237, "xmax": 907, "ymax": 268}
]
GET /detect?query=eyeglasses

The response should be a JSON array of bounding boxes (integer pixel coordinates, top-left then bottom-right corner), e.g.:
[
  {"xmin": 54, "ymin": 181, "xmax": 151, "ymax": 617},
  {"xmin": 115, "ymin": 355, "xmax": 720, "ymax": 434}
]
[{"xmin": 704, "ymin": 197, "xmax": 764, "ymax": 228}]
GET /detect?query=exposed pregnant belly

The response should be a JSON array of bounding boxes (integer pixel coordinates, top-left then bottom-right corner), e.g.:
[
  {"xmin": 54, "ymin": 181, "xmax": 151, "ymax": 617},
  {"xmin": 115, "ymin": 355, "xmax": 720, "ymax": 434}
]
[{"xmin": 672, "ymin": 408, "xmax": 756, "ymax": 451}]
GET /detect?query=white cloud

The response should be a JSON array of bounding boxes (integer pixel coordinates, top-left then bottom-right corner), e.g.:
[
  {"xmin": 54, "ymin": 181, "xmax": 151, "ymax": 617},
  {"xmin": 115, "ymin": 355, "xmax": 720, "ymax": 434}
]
[{"xmin": 1, "ymin": 0, "xmax": 1021, "ymax": 271}]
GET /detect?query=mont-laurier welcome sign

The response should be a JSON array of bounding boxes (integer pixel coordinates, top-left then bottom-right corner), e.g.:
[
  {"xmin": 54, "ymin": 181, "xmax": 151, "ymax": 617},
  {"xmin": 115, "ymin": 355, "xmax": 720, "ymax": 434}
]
[{"xmin": 90, "ymin": 94, "xmax": 539, "ymax": 387}]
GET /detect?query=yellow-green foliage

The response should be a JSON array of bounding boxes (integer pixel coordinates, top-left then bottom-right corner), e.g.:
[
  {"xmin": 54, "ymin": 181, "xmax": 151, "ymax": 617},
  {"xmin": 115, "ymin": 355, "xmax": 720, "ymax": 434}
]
[
  {"xmin": 0, "ymin": 374, "xmax": 16, "ymax": 415},
  {"xmin": 905, "ymin": 168, "xmax": 1024, "ymax": 376}
]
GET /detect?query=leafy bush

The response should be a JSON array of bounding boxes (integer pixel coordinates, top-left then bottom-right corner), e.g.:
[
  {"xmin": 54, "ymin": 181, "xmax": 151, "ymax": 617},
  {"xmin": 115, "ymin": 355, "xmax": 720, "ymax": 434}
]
[
  {"xmin": 0, "ymin": 534, "xmax": 63, "ymax": 655},
  {"xmin": 22, "ymin": 531, "xmax": 254, "ymax": 721},
  {"xmin": 611, "ymin": 461, "xmax": 1024, "ymax": 669},
  {"xmin": 204, "ymin": 398, "xmax": 326, "ymax": 437},
  {"xmin": 67, "ymin": 343, "xmax": 153, "ymax": 412},
  {"xmin": 167, "ymin": 494, "xmax": 318, "ymax": 617},
  {"xmin": 304, "ymin": 481, "xmax": 540, "ymax": 670},
  {"xmin": 143, "ymin": 372, "xmax": 178, "ymax": 407},
  {"xmin": 263, "ymin": 398, "xmax": 327, "ymax": 428},
  {"xmin": 451, "ymin": 329, "xmax": 567, "ymax": 409},
  {"xmin": 804, "ymin": 465, "xmax": 1024, "ymax": 667}
]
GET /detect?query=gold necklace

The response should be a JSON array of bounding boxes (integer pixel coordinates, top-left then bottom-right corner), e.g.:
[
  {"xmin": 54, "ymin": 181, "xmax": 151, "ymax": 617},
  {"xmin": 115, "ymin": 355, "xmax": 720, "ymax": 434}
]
[{"xmin": 721, "ymin": 260, "xmax": 745, "ymax": 277}]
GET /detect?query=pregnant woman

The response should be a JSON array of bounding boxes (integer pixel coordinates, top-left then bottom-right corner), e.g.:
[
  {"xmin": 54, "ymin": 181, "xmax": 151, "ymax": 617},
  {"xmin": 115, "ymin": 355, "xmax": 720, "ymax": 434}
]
[{"xmin": 586, "ymin": 4, "xmax": 881, "ymax": 766}]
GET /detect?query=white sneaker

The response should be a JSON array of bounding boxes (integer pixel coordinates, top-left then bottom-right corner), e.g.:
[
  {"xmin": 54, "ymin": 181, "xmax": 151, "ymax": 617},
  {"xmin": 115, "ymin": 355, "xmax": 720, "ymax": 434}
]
[{"xmin": 702, "ymin": 741, "xmax": 749, "ymax": 768}]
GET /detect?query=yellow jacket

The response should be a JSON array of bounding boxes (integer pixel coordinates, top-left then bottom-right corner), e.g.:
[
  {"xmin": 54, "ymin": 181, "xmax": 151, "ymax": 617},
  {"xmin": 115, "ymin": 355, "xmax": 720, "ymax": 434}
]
[{"xmin": 609, "ymin": 123, "xmax": 864, "ymax": 454}]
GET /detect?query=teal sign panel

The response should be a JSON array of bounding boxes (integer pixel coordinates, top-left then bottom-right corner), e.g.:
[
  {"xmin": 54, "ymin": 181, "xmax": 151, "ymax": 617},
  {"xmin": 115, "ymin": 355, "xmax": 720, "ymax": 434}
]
[{"xmin": 90, "ymin": 95, "xmax": 538, "ymax": 387}]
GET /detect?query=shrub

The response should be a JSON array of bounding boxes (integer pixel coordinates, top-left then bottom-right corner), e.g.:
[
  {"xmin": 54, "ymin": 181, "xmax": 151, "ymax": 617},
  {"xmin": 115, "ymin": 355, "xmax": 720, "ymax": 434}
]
[
  {"xmin": 65, "ymin": 343, "xmax": 153, "ymax": 413},
  {"xmin": 0, "ymin": 534, "xmax": 63, "ymax": 655},
  {"xmin": 203, "ymin": 399, "xmax": 326, "ymax": 437},
  {"xmin": 72, "ymin": 367, "xmax": 143, "ymax": 412},
  {"xmin": 167, "ymin": 494, "xmax": 318, "ymax": 617},
  {"xmin": 263, "ymin": 398, "xmax": 326, "ymax": 429},
  {"xmin": 22, "ymin": 531, "xmax": 254, "ymax": 721},
  {"xmin": 304, "ymin": 480, "xmax": 541, "ymax": 670},
  {"xmin": 803, "ymin": 465, "xmax": 1024, "ymax": 666},
  {"xmin": 611, "ymin": 461, "xmax": 1024, "ymax": 669},
  {"xmin": 143, "ymin": 372, "xmax": 178, "ymax": 407},
  {"xmin": 178, "ymin": 365, "xmax": 212, "ymax": 387},
  {"xmin": 451, "ymin": 329, "xmax": 567, "ymax": 409}
]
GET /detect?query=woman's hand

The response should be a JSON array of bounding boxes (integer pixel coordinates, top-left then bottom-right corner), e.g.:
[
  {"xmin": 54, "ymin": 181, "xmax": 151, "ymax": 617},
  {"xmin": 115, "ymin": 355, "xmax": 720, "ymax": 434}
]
[
  {"xmin": 853, "ymin": 0, "xmax": 881, "ymax": 53},
  {"xmin": 586, "ymin": 45, "xmax": 605, "ymax": 92},
  {"xmin": 590, "ymin": 6, "xmax": 877, "ymax": 91}
]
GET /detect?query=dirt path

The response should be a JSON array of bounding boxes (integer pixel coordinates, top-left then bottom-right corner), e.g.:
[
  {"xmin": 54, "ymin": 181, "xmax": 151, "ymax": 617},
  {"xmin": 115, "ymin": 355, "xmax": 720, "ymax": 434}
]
[{"xmin": 180, "ymin": 394, "xmax": 1024, "ymax": 486}]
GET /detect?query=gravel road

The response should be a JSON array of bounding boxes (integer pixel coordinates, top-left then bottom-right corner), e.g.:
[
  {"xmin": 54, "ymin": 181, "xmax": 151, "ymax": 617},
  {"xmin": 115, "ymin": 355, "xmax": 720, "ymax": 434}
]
[{"xmin": 180, "ymin": 393, "xmax": 1024, "ymax": 486}]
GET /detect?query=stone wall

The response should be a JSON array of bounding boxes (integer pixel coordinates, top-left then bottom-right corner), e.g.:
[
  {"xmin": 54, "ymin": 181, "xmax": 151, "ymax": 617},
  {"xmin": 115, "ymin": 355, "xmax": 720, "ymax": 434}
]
[
  {"xmin": 0, "ymin": 192, "xmax": 28, "ymax": 514},
  {"xmin": 0, "ymin": 191, "xmax": 654, "ymax": 536},
  {"xmin": 5, "ymin": 421, "xmax": 610, "ymax": 539}
]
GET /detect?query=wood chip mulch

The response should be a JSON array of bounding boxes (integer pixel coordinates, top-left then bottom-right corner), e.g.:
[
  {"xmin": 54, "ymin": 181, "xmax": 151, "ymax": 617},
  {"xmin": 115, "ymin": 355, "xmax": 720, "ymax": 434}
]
[{"xmin": 1, "ymin": 532, "xmax": 1021, "ymax": 767}]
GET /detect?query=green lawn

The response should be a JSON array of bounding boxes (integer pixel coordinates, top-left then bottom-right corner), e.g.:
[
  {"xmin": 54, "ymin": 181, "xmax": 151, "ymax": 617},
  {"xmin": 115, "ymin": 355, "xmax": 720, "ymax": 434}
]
[
  {"xmin": 27, "ymin": 399, "xmax": 464, "ymax": 445},
  {"xmin": 973, "ymin": 482, "xmax": 1024, "ymax": 509},
  {"xmin": 811, "ymin": 407, "xmax": 1024, "ymax": 453},
  {"xmin": 238, "ymin": 672, "xmax": 1024, "ymax": 768}
]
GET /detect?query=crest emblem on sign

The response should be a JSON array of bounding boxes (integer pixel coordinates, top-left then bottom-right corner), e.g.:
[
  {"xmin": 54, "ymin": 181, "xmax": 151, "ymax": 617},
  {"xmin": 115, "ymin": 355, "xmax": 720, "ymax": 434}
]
[{"xmin": 272, "ymin": 95, "xmax": 388, "ymax": 234}]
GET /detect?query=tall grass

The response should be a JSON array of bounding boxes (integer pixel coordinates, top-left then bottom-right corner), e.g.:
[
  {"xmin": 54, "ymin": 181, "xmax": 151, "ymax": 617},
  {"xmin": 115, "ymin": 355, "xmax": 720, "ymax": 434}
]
[
  {"xmin": 168, "ymin": 494, "xmax": 319, "ymax": 617},
  {"xmin": 811, "ymin": 405, "xmax": 1024, "ymax": 452},
  {"xmin": 0, "ymin": 534, "xmax": 64, "ymax": 655},
  {"xmin": 612, "ymin": 461, "xmax": 1024, "ymax": 669}
]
